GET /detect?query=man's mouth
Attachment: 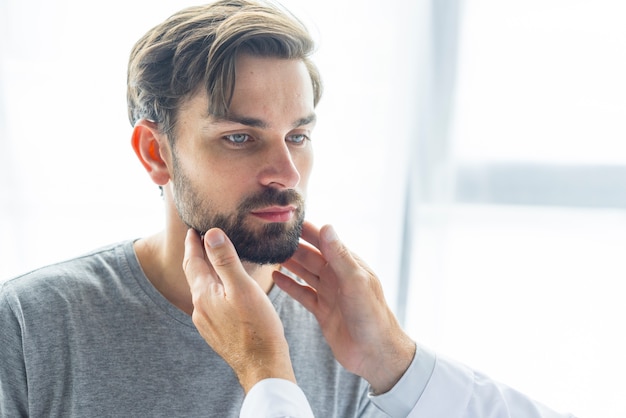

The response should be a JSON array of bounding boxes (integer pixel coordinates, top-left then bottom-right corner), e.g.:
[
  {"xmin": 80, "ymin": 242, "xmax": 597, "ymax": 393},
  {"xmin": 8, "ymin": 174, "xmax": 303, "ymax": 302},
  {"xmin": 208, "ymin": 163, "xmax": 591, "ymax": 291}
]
[{"xmin": 250, "ymin": 205, "xmax": 297, "ymax": 223}]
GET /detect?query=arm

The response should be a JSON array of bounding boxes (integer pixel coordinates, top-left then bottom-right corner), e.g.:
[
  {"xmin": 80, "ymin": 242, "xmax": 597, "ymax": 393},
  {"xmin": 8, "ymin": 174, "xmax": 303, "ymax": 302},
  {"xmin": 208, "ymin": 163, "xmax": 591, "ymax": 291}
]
[{"xmin": 0, "ymin": 285, "xmax": 29, "ymax": 417}]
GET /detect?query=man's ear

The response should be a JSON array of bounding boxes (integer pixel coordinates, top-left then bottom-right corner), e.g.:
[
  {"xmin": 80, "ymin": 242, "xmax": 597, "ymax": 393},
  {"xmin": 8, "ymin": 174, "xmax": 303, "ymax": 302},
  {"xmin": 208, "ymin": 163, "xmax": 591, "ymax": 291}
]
[{"xmin": 131, "ymin": 119, "xmax": 171, "ymax": 186}]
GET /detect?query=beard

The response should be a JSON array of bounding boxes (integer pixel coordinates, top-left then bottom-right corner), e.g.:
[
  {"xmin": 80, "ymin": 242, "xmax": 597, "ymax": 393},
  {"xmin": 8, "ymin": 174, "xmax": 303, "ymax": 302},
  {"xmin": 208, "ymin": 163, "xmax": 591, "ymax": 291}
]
[{"xmin": 171, "ymin": 157, "xmax": 305, "ymax": 265}]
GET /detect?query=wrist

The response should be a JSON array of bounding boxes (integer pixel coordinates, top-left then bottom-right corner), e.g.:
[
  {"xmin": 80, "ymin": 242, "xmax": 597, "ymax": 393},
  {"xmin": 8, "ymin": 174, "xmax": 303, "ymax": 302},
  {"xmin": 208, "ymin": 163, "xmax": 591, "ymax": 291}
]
[
  {"xmin": 235, "ymin": 349, "xmax": 296, "ymax": 394},
  {"xmin": 366, "ymin": 334, "xmax": 416, "ymax": 395}
]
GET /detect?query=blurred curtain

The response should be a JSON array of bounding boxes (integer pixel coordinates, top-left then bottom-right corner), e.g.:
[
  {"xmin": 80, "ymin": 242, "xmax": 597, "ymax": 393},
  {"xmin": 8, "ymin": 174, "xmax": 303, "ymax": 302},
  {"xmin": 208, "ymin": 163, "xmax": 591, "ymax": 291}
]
[{"xmin": 398, "ymin": 0, "xmax": 463, "ymax": 324}]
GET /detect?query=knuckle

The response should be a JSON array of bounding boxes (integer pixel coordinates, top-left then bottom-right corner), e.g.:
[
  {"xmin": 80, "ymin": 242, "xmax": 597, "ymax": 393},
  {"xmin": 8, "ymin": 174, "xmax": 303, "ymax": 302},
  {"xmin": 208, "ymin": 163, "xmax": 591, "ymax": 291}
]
[
  {"xmin": 336, "ymin": 243, "xmax": 350, "ymax": 257},
  {"xmin": 210, "ymin": 250, "xmax": 239, "ymax": 268},
  {"xmin": 333, "ymin": 242, "xmax": 352, "ymax": 260},
  {"xmin": 181, "ymin": 256, "xmax": 193, "ymax": 274},
  {"xmin": 191, "ymin": 293, "xmax": 204, "ymax": 309},
  {"xmin": 190, "ymin": 309, "xmax": 206, "ymax": 329}
]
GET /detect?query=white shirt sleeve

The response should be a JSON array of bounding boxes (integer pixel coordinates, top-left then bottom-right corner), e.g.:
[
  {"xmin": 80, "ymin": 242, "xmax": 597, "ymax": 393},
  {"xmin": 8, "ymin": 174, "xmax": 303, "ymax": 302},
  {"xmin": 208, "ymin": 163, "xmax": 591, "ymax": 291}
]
[
  {"xmin": 371, "ymin": 345, "xmax": 577, "ymax": 418},
  {"xmin": 240, "ymin": 349, "xmax": 577, "ymax": 418},
  {"xmin": 368, "ymin": 344, "xmax": 436, "ymax": 416},
  {"xmin": 240, "ymin": 378, "xmax": 314, "ymax": 418}
]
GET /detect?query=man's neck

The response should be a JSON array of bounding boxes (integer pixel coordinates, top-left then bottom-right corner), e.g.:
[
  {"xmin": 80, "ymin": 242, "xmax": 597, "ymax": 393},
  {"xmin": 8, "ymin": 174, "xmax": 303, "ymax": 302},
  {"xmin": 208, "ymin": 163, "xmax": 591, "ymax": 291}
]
[{"xmin": 134, "ymin": 230, "xmax": 276, "ymax": 316}]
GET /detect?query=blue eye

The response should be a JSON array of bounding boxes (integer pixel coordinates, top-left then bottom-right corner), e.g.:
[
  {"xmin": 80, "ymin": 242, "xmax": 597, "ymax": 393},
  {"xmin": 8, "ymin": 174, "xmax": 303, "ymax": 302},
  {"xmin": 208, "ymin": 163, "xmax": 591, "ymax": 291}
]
[
  {"xmin": 288, "ymin": 134, "xmax": 308, "ymax": 144},
  {"xmin": 225, "ymin": 133, "xmax": 250, "ymax": 144}
]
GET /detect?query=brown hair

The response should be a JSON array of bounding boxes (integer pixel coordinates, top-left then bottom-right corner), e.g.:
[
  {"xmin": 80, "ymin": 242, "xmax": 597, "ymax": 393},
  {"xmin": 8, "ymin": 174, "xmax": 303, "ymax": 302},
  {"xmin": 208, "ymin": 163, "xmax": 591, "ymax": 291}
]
[{"xmin": 127, "ymin": 0, "xmax": 322, "ymax": 140}]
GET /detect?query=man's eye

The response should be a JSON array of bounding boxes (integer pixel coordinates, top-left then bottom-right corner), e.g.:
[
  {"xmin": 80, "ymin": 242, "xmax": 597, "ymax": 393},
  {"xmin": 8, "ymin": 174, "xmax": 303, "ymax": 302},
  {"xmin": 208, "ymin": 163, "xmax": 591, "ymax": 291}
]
[
  {"xmin": 287, "ymin": 134, "xmax": 308, "ymax": 144},
  {"xmin": 224, "ymin": 133, "xmax": 250, "ymax": 144}
]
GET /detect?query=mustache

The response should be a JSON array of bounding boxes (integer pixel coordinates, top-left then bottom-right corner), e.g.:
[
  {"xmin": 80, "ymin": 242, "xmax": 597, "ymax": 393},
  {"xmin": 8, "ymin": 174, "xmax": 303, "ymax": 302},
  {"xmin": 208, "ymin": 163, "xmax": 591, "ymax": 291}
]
[{"xmin": 238, "ymin": 188, "xmax": 304, "ymax": 213}]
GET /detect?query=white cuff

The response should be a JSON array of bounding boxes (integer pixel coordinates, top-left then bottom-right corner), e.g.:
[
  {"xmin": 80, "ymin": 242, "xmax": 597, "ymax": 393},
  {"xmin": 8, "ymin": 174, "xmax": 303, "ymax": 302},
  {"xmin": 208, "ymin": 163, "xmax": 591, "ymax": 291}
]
[
  {"xmin": 240, "ymin": 378, "xmax": 315, "ymax": 418},
  {"xmin": 368, "ymin": 345, "xmax": 437, "ymax": 417}
]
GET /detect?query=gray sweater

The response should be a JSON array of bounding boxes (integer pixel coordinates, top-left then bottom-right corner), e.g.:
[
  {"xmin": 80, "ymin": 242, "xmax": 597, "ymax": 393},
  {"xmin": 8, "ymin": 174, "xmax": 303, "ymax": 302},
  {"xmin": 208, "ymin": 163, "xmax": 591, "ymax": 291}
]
[{"xmin": 0, "ymin": 241, "xmax": 385, "ymax": 417}]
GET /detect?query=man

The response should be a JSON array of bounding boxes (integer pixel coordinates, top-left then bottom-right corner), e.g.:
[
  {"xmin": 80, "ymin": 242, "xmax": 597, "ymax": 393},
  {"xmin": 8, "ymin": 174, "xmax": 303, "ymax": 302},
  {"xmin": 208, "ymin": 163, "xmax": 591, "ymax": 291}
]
[{"xmin": 0, "ymin": 1, "xmax": 574, "ymax": 417}]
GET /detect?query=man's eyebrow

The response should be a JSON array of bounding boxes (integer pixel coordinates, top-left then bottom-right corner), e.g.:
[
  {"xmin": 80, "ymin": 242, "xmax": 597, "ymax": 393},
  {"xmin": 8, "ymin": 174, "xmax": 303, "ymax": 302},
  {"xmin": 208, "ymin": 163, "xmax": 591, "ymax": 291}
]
[
  {"xmin": 293, "ymin": 113, "xmax": 317, "ymax": 128},
  {"xmin": 209, "ymin": 112, "xmax": 316, "ymax": 129},
  {"xmin": 210, "ymin": 114, "xmax": 268, "ymax": 128}
]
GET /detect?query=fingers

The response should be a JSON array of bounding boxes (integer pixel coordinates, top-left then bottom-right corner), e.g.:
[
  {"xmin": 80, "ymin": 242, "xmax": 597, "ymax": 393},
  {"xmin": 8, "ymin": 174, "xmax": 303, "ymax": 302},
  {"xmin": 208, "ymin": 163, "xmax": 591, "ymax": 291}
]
[
  {"xmin": 299, "ymin": 221, "xmax": 352, "ymax": 268},
  {"xmin": 272, "ymin": 270, "xmax": 319, "ymax": 313},
  {"xmin": 293, "ymin": 222, "xmax": 361, "ymax": 282},
  {"xmin": 318, "ymin": 224, "xmax": 363, "ymax": 279},
  {"xmin": 202, "ymin": 228, "xmax": 250, "ymax": 293},
  {"xmin": 183, "ymin": 227, "xmax": 252, "ymax": 299},
  {"xmin": 300, "ymin": 220, "xmax": 321, "ymax": 249},
  {"xmin": 183, "ymin": 228, "xmax": 218, "ymax": 292},
  {"xmin": 281, "ymin": 258, "xmax": 320, "ymax": 289},
  {"xmin": 284, "ymin": 243, "xmax": 324, "ymax": 282}
]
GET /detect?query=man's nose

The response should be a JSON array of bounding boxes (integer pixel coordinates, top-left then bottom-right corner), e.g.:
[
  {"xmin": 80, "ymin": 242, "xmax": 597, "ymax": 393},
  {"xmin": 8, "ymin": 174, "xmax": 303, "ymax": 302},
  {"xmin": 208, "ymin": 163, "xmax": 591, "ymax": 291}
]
[{"xmin": 257, "ymin": 141, "xmax": 301, "ymax": 189}]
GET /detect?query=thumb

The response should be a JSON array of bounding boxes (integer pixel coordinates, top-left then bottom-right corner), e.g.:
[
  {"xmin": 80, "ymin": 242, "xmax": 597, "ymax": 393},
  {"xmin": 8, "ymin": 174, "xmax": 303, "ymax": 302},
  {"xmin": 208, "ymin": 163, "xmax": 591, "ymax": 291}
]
[
  {"xmin": 183, "ymin": 228, "xmax": 217, "ymax": 291},
  {"xmin": 319, "ymin": 225, "xmax": 361, "ymax": 278},
  {"xmin": 203, "ymin": 228, "xmax": 250, "ymax": 292}
]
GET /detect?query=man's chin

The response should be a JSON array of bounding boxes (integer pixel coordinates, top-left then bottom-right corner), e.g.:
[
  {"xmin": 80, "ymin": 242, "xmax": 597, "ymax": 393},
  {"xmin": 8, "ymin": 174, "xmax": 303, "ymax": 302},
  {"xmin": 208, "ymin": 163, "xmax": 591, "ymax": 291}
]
[
  {"xmin": 232, "ymin": 223, "xmax": 301, "ymax": 265},
  {"xmin": 237, "ymin": 248, "xmax": 297, "ymax": 265}
]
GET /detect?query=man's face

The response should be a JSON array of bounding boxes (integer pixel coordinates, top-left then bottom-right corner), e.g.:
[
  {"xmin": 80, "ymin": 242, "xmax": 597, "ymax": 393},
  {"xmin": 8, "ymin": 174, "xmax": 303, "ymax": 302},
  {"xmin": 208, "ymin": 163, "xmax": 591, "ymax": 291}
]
[{"xmin": 168, "ymin": 54, "xmax": 316, "ymax": 264}]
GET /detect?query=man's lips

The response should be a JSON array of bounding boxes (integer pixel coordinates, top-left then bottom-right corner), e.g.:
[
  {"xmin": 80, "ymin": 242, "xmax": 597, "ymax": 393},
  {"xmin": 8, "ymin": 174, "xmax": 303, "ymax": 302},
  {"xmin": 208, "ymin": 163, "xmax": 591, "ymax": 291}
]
[{"xmin": 250, "ymin": 206, "xmax": 297, "ymax": 222}]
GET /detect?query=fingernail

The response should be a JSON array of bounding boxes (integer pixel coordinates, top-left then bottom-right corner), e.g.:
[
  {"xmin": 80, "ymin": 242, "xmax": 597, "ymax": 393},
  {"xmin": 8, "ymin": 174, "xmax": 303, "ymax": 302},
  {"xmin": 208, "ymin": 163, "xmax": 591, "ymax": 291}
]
[
  {"xmin": 323, "ymin": 225, "xmax": 339, "ymax": 243},
  {"xmin": 205, "ymin": 229, "xmax": 225, "ymax": 248}
]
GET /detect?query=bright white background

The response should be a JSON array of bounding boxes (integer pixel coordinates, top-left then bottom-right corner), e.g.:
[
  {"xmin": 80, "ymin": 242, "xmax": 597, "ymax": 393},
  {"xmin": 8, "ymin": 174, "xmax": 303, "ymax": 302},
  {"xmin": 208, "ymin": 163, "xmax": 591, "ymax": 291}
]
[{"xmin": 1, "ymin": 1, "xmax": 625, "ymax": 417}]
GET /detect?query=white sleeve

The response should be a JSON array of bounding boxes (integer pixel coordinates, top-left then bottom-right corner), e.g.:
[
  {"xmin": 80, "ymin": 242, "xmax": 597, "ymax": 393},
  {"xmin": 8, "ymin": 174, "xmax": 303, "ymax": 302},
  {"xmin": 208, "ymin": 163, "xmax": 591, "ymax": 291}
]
[
  {"xmin": 368, "ymin": 344, "xmax": 436, "ymax": 416},
  {"xmin": 239, "ymin": 378, "xmax": 314, "ymax": 418},
  {"xmin": 372, "ymin": 346, "xmax": 577, "ymax": 418},
  {"xmin": 408, "ymin": 353, "xmax": 577, "ymax": 418}
]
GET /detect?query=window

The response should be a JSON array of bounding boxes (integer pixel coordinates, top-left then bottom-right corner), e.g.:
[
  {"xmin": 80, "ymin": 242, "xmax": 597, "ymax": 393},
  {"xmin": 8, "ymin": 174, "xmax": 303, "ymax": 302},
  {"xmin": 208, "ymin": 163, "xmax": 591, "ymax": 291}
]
[{"xmin": 402, "ymin": 2, "xmax": 626, "ymax": 417}]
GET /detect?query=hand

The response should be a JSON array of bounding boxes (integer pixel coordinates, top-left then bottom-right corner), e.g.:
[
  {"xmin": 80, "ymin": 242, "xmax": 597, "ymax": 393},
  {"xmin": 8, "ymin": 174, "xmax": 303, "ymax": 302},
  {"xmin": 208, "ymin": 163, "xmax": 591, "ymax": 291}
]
[
  {"xmin": 182, "ymin": 228, "xmax": 296, "ymax": 393},
  {"xmin": 273, "ymin": 221, "xmax": 416, "ymax": 394}
]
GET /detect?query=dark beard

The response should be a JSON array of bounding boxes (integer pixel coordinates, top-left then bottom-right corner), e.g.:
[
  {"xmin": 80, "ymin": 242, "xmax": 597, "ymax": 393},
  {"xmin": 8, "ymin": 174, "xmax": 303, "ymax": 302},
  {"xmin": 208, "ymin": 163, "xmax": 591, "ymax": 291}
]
[
  {"xmin": 214, "ymin": 212, "xmax": 304, "ymax": 264},
  {"xmin": 185, "ymin": 188, "xmax": 305, "ymax": 265}
]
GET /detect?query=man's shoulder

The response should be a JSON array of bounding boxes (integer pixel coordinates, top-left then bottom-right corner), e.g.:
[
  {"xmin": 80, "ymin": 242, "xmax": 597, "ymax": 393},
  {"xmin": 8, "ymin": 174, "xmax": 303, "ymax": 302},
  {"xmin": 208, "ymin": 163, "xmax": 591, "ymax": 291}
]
[{"xmin": 1, "ymin": 240, "xmax": 136, "ymax": 299}]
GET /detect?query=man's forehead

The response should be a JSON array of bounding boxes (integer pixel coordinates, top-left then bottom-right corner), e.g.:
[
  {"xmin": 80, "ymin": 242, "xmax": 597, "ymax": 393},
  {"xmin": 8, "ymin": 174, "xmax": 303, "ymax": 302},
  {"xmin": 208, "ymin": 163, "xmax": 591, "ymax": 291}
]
[{"xmin": 180, "ymin": 81, "xmax": 316, "ymax": 129}]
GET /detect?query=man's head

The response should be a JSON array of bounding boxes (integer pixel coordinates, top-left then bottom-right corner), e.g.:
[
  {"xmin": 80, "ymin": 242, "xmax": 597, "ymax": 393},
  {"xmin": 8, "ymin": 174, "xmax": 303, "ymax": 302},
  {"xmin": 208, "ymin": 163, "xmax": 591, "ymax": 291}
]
[
  {"xmin": 127, "ymin": 0, "xmax": 322, "ymax": 140},
  {"xmin": 128, "ymin": 1, "xmax": 321, "ymax": 264}
]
